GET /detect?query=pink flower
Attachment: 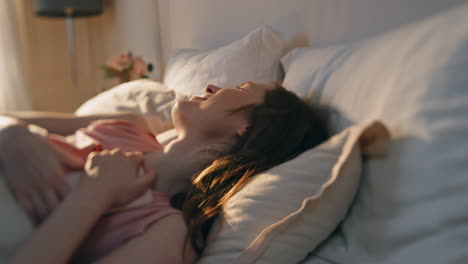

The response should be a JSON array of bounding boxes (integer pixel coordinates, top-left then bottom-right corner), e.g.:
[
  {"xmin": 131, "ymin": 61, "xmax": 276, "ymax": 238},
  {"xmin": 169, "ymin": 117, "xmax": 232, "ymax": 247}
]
[
  {"xmin": 103, "ymin": 51, "xmax": 153, "ymax": 83},
  {"xmin": 107, "ymin": 53, "xmax": 132, "ymax": 72},
  {"xmin": 129, "ymin": 56, "xmax": 149, "ymax": 80}
]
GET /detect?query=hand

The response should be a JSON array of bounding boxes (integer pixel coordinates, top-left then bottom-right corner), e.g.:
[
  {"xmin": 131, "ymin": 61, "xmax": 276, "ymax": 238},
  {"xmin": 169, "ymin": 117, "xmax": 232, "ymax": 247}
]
[
  {"xmin": 82, "ymin": 149, "xmax": 155, "ymax": 209},
  {"xmin": 0, "ymin": 125, "xmax": 83, "ymax": 224}
]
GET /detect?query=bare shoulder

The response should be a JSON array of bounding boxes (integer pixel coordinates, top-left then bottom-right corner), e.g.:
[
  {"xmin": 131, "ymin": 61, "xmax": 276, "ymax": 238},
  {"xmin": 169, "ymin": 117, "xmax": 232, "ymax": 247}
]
[
  {"xmin": 95, "ymin": 213, "xmax": 197, "ymax": 264},
  {"xmin": 146, "ymin": 213, "xmax": 198, "ymax": 263}
]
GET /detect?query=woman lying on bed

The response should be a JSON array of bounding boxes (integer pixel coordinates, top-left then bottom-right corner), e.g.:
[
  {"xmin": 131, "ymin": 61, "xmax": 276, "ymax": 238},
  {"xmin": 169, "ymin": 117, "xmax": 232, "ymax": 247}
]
[{"xmin": 1, "ymin": 82, "xmax": 329, "ymax": 264}]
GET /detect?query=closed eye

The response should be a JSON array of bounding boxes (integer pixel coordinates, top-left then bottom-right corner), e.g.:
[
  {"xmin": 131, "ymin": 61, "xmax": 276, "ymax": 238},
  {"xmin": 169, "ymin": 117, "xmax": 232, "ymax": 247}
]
[{"xmin": 237, "ymin": 82, "xmax": 249, "ymax": 91}]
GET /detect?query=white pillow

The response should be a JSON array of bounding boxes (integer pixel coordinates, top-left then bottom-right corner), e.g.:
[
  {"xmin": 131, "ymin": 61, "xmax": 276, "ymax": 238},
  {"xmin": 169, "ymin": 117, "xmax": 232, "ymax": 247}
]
[
  {"xmin": 75, "ymin": 79, "xmax": 189, "ymax": 134},
  {"xmin": 163, "ymin": 25, "xmax": 284, "ymax": 95},
  {"xmin": 282, "ymin": 3, "xmax": 468, "ymax": 263},
  {"xmin": 198, "ymin": 121, "xmax": 390, "ymax": 264}
]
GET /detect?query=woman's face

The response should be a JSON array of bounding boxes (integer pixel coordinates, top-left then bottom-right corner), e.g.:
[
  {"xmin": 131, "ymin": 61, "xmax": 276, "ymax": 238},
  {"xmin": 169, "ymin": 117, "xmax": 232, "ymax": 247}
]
[{"xmin": 173, "ymin": 82, "xmax": 275, "ymax": 140}]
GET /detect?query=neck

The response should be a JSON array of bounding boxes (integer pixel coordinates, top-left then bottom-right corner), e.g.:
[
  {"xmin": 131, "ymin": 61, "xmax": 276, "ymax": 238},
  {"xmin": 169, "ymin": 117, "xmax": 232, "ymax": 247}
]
[{"xmin": 144, "ymin": 133, "xmax": 231, "ymax": 196}]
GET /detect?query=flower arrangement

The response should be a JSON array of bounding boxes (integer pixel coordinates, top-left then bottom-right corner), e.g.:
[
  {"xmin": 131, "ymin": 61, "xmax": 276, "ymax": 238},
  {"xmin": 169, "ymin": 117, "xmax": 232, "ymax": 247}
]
[{"xmin": 102, "ymin": 52, "xmax": 153, "ymax": 83}]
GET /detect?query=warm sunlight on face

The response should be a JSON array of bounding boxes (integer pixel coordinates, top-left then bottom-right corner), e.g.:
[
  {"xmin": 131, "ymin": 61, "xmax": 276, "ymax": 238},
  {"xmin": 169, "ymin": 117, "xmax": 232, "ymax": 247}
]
[{"xmin": 173, "ymin": 82, "xmax": 275, "ymax": 139}]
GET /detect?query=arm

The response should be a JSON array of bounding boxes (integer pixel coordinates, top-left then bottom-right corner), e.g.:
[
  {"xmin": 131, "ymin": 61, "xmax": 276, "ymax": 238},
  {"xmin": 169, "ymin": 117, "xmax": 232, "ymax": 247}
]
[
  {"xmin": 2, "ymin": 111, "xmax": 151, "ymax": 135},
  {"xmin": 0, "ymin": 123, "xmax": 76, "ymax": 223},
  {"xmin": 8, "ymin": 182, "xmax": 110, "ymax": 264},
  {"xmin": 95, "ymin": 214, "xmax": 197, "ymax": 264},
  {"xmin": 0, "ymin": 111, "xmax": 151, "ymax": 222},
  {"xmin": 9, "ymin": 150, "xmax": 156, "ymax": 264}
]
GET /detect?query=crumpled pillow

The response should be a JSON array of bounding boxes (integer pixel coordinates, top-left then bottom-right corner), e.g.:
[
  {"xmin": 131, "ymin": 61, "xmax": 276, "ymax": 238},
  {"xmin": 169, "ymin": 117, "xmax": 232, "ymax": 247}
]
[
  {"xmin": 163, "ymin": 25, "xmax": 284, "ymax": 95},
  {"xmin": 198, "ymin": 121, "xmax": 390, "ymax": 264}
]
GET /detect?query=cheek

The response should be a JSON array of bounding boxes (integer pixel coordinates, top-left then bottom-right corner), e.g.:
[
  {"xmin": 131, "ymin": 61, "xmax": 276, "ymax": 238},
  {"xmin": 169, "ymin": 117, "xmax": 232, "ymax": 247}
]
[
  {"xmin": 172, "ymin": 101, "xmax": 225, "ymax": 130},
  {"xmin": 173, "ymin": 99, "xmax": 240, "ymax": 139},
  {"xmin": 197, "ymin": 105, "xmax": 236, "ymax": 137}
]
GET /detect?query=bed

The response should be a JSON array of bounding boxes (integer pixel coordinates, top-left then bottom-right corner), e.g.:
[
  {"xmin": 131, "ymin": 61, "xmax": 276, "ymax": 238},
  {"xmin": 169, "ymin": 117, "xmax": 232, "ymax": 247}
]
[
  {"xmin": 3, "ymin": 0, "xmax": 468, "ymax": 263},
  {"xmin": 158, "ymin": 1, "xmax": 468, "ymax": 263},
  {"xmin": 83, "ymin": 0, "xmax": 468, "ymax": 263}
]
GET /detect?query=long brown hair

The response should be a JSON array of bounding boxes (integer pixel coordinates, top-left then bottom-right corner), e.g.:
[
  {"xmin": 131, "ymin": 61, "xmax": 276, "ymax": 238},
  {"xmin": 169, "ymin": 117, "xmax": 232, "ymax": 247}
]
[{"xmin": 171, "ymin": 85, "xmax": 329, "ymax": 256}]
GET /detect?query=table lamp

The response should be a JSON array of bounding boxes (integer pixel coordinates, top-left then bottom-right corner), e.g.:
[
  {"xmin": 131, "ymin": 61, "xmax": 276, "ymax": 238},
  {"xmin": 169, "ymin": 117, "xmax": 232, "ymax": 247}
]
[{"xmin": 34, "ymin": 0, "xmax": 104, "ymax": 89}]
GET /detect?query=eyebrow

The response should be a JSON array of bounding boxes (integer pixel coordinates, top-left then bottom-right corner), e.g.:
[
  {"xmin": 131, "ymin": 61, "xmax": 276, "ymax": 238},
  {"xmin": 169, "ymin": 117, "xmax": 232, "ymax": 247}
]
[
  {"xmin": 236, "ymin": 82, "xmax": 247, "ymax": 90},
  {"xmin": 237, "ymin": 82, "xmax": 250, "ymax": 89}
]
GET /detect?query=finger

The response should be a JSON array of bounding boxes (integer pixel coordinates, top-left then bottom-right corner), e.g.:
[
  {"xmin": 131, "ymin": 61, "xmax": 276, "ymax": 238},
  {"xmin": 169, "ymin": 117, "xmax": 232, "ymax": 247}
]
[
  {"xmin": 6, "ymin": 180, "xmax": 24, "ymax": 201},
  {"xmin": 55, "ymin": 180, "xmax": 70, "ymax": 201},
  {"xmin": 21, "ymin": 192, "xmax": 41, "ymax": 225},
  {"xmin": 30, "ymin": 191, "xmax": 49, "ymax": 222},
  {"xmin": 25, "ymin": 206, "xmax": 40, "ymax": 226},
  {"xmin": 141, "ymin": 159, "xmax": 152, "ymax": 172},
  {"xmin": 48, "ymin": 164, "xmax": 70, "ymax": 199},
  {"xmin": 17, "ymin": 195, "xmax": 36, "ymax": 222},
  {"xmin": 36, "ymin": 165, "xmax": 61, "ymax": 196},
  {"xmin": 121, "ymin": 169, "xmax": 156, "ymax": 205},
  {"xmin": 126, "ymin": 151, "xmax": 143, "ymax": 157},
  {"xmin": 85, "ymin": 151, "xmax": 101, "ymax": 169},
  {"xmin": 88, "ymin": 151, "xmax": 101, "ymax": 159},
  {"xmin": 125, "ymin": 152, "xmax": 144, "ymax": 163},
  {"xmin": 110, "ymin": 148, "xmax": 122, "ymax": 155},
  {"xmin": 41, "ymin": 187, "xmax": 61, "ymax": 215},
  {"xmin": 97, "ymin": 149, "xmax": 109, "ymax": 155},
  {"xmin": 56, "ymin": 149, "xmax": 85, "ymax": 169},
  {"xmin": 134, "ymin": 168, "xmax": 156, "ymax": 191}
]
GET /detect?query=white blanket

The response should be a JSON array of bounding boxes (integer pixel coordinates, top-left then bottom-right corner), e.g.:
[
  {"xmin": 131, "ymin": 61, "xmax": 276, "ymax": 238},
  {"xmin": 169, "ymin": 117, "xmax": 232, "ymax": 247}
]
[{"xmin": 0, "ymin": 173, "xmax": 34, "ymax": 262}]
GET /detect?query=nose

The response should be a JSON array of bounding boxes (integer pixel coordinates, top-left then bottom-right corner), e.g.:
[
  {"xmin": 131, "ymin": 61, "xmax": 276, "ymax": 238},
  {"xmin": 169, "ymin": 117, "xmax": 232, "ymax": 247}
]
[{"xmin": 205, "ymin": 84, "xmax": 221, "ymax": 94}]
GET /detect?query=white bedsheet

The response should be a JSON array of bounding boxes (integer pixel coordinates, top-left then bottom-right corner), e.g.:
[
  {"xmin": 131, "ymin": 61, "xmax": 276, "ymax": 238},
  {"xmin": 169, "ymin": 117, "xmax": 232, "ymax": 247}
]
[{"xmin": 0, "ymin": 173, "xmax": 34, "ymax": 262}]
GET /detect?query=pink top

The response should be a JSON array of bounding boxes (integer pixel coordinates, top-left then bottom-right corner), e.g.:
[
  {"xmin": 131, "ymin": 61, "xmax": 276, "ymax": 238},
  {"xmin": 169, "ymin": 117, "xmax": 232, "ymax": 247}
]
[
  {"xmin": 73, "ymin": 192, "xmax": 181, "ymax": 263},
  {"xmin": 44, "ymin": 120, "xmax": 181, "ymax": 263}
]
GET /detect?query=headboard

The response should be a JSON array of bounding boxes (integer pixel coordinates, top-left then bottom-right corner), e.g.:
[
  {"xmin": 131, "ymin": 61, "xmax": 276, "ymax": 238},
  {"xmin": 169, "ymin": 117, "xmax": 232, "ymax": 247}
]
[{"xmin": 157, "ymin": 0, "xmax": 467, "ymax": 64}]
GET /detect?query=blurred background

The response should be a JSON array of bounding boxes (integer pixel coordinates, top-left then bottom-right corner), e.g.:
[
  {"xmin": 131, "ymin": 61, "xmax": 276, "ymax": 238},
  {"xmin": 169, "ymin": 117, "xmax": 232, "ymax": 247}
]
[
  {"xmin": 1, "ymin": 0, "xmax": 161, "ymax": 112},
  {"xmin": 2, "ymin": 0, "xmax": 465, "ymax": 113}
]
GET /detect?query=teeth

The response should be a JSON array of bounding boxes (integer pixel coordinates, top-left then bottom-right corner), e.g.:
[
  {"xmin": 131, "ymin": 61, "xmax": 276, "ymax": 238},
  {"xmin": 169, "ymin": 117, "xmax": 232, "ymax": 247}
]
[
  {"xmin": 192, "ymin": 95, "xmax": 207, "ymax": 101},
  {"xmin": 193, "ymin": 93, "xmax": 210, "ymax": 101}
]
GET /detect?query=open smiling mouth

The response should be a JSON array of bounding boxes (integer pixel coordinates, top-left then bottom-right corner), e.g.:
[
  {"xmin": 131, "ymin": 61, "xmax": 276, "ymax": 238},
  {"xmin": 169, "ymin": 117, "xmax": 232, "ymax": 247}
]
[{"xmin": 191, "ymin": 94, "xmax": 210, "ymax": 101}]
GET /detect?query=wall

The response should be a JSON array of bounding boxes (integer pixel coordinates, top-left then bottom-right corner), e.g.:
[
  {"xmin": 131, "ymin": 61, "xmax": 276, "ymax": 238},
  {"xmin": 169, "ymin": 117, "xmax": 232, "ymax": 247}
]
[
  {"xmin": 16, "ymin": 0, "xmax": 468, "ymax": 111},
  {"xmin": 158, "ymin": 0, "xmax": 468, "ymax": 64},
  {"xmin": 13, "ymin": 0, "xmax": 161, "ymax": 112}
]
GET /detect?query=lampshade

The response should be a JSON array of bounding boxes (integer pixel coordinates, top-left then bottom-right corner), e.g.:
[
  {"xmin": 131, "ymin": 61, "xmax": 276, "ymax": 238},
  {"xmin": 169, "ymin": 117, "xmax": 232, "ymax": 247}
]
[{"xmin": 34, "ymin": 0, "xmax": 103, "ymax": 17}]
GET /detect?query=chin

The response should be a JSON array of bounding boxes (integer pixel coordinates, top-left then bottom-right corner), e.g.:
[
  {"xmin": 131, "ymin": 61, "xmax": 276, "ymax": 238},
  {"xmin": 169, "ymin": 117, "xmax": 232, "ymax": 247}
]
[
  {"xmin": 173, "ymin": 100, "xmax": 200, "ymax": 116},
  {"xmin": 172, "ymin": 100, "xmax": 199, "ymax": 130}
]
